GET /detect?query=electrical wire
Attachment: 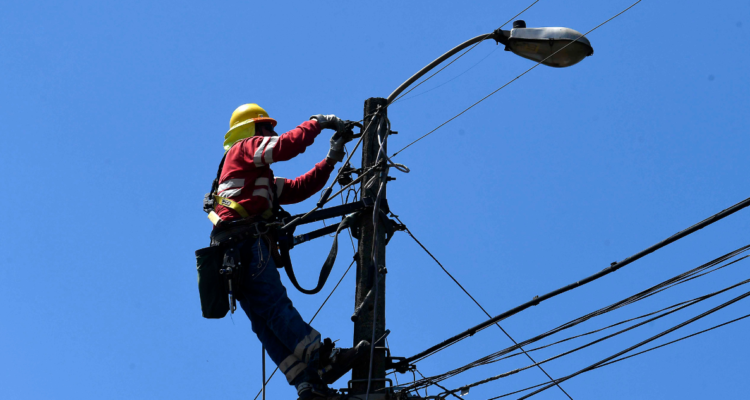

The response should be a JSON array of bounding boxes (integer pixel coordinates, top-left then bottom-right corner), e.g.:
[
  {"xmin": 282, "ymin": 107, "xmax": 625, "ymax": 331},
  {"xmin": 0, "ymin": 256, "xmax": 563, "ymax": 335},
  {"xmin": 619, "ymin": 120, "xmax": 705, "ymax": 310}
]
[
  {"xmin": 411, "ymin": 242, "xmax": 748, "ymax": 368},
  {"xmin": 402, "ymin": 194, "xmax": 750, "ymax": 366},
  {"xmin": 433, "ymin": 277, "xmax": 750, "ymax": 398},
  {"xmin": 597, "ymin": 312, "xmax": 750, "ymax": 368},
  {"xmin": 414, "ymin": 368, "xmax": 464, "ymax": 400},
  {"xmin": 476, "ymin": 290, "xmax": 732, "ymax": 366},
  {"xmin": 281, "ymin": 161, "xmax": 382, "ymax": 231},
  {"xmin": 390, "ymin": 0, "xmax": 643, "ymax": 158},
  {"xmin": 403, "ymin": 245, "xmax": 750, "ymax": 392},
  {"xmin": 393, "ymin": 214, "xmax": 574, "ymax": 400},
  {"xmin": 389, "ymin": 34, "xmax": 494, "ymax": 105},
  {"xmin": 475, "ymin": 254, "xmax": 750, "ymax": 369},
  {"xmin": 392, "ymin": 45, "xmax": 500, "ymax": 104},
  {"xmin": 485, "ymin": 312, "xmax": 750, "ymax": 399},
  {"xmin": 412, "ymin": 248, "xmax": 750, "ymax": 387},
  {"xmin": 517, "ymin": 287, "xmax": 750, "ymax": 399}
]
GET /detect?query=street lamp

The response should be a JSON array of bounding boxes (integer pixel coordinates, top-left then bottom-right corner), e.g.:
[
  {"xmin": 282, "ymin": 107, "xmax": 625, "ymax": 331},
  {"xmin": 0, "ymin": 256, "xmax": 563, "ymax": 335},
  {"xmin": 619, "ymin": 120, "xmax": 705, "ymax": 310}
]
[
  {"xmin": 352, "ymin": 20, "xmax": 593, "ymax": 396},
  {"xmin": 387, "ymin": 20, "xmax": 593, "ymax": 103}
]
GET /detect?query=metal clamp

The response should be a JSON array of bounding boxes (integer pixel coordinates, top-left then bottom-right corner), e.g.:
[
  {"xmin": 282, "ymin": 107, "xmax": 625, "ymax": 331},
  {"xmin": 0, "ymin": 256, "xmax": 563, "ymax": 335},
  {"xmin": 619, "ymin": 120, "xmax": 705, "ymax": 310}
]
[{"xmin": 345, "ymin": 378, "xmax": 394, "ymax": 391}]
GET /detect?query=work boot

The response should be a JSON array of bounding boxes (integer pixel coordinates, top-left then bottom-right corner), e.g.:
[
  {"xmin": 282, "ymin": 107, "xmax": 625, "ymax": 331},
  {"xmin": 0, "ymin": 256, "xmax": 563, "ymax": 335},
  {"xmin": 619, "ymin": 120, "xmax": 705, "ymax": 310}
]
[
  {"xmin": 297, "ymin": 382, "xmax": 340, "ymax": 400},
  {"xmin": 318, "ymin": 339, "xmax": 371, "ymax": 385}
]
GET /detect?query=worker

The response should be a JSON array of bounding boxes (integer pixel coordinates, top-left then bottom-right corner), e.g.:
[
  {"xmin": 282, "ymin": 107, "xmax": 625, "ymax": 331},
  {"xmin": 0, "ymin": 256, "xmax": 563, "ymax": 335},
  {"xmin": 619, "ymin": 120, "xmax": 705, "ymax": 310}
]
[{"xmin": 207, "ymin": 104, "xmax": 370, "ymax": 400}]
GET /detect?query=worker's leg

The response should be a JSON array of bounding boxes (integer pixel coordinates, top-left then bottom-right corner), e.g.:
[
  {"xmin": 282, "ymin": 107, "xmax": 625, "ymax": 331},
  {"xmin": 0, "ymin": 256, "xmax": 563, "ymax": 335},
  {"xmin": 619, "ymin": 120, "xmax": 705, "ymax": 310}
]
[
  {"xmin": 238, "ymin": 237, "xmax": 322, "ymax": 386},
  {"xmin": 243, "ymin": 307, "xmax": 310, "ymax": 386}
]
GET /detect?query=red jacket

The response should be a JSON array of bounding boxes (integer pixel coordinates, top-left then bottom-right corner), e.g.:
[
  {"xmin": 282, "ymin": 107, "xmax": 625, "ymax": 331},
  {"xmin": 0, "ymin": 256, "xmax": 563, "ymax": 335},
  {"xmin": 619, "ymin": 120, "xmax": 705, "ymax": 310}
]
[{"xmin": 215, "ymin": 120, "xmax": 334, "ymax": 223}]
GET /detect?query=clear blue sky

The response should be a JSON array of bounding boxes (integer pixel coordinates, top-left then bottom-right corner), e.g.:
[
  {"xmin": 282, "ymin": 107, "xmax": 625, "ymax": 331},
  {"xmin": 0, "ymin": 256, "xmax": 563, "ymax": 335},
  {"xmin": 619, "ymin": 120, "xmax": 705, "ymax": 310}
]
[{"xmin": 2, "ymin": 1, "xmax": 749, "ymax": 399}]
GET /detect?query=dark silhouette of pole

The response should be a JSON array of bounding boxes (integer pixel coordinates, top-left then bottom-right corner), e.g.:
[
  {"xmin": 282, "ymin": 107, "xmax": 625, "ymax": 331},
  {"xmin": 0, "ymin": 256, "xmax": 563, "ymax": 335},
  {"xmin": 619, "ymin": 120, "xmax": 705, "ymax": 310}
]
[{"xmin": 352, "ymin": 97, "xmax": 388, "ymax": 394}]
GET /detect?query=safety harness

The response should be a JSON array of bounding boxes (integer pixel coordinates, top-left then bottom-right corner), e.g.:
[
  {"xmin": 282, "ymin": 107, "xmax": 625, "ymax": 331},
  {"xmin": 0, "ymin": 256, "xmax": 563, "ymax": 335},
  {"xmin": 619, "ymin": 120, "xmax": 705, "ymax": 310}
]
[
  {"xmin": 203, "ymin": 153, "xmax": 272, "ymax": 227},
  {"xmin": 201, "ymin": 151, "xmax": 357, "ymax": 312}
]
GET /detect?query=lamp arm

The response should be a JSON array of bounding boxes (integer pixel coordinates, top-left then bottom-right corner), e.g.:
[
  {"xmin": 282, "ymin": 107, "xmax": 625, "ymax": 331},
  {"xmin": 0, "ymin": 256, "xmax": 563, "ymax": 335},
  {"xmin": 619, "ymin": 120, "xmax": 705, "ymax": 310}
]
[{"xmin": 386, "ymin": 29, "xmax": 509, "ymax": 104}]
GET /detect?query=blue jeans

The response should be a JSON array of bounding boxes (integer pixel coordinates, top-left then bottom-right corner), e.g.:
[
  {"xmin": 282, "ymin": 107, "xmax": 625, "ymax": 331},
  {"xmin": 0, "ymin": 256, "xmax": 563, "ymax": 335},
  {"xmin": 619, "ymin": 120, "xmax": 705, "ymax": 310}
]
[{"xmin": 238, "ymin": 238, "xmax": 321, "ymax": 386}]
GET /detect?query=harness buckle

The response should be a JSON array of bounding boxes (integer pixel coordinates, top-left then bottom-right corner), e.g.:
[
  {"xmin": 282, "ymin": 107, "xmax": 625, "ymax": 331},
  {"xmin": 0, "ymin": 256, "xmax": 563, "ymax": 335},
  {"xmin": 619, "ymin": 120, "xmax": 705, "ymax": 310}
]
[{"xmin": 252, "ymin": 222, "xmax": 269, "ymax": 237}]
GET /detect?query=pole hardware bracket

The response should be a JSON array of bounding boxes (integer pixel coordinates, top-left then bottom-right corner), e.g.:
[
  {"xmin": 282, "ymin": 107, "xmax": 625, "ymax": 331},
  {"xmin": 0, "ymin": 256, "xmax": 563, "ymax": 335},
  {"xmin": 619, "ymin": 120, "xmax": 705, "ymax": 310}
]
[
  {"xmin": 281, "ymin": 197, "xmax": 384, "ymax": 234},
  {"xmin": 336, "ymin": 162, "xmax": 362, "ymax": 187},
  {"xmin": 381, "ymin": 346, "xmax": 416, "ymax": 375},
  {"xmin": 387, "ymin": 356, "xmax": 415, "ymax": 375},
  {"xmin": 379, "ymin": 211, "xmax": 406, "ymax": 245},
  {"xmin": 492, "ymin": 27, "xmax": 511, "ymax": 48},
  {"xmin": 284, "ymin": 199, "xmax": 401, "ymax": 248},
  {"xmin": 336, "ymin": 161, "xmax": 370, "ymax": 187}
]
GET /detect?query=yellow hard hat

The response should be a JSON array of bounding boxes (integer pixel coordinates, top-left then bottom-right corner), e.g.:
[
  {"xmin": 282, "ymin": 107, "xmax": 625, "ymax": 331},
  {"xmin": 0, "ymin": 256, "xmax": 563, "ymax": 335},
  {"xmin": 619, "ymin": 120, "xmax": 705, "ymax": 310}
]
[{"xmin": 223, "ymin": 103, "xmax": 278, "ymax": 151}]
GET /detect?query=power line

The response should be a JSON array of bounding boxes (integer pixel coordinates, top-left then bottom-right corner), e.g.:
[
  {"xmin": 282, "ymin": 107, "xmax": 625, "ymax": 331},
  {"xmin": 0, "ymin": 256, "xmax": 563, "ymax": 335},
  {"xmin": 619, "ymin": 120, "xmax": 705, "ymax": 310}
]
[
  {"xmin": 414, "ymin": 248, "xmax": 750, "ymax": 386},
  {"xmin": 517, "ymin": 287, "xmax": 750, "ymax": 399},
  {"xmin": 598, "ymin": 312, "xmax": 750, "ymax": 367},
  {"xmin": 414, "ymin": 368, "xmax": 463, "ymax": 400},
  {"xmin": 403, "ymin": 245, "xmax": 750, "ymax": 392},
  {"xmin": 479, "ymin": 283, "xmax": 743, "ymax": 366},
  {"xmin": 401, "ymin": 195, "xmax": 750, "ymax": 365},
  {"xmin": 390, "ymin": 0, "xmax": 643, "ymax": 158},
  {"xmin": 483, "ymin": 310, "xmax": 750, "ymax": 399},
  {"xmin": 398, "ymin": 244, "xmax": 747, "ymax": 380},
  {"xmin": 433, "ymin": 276, "xmax": 750, "ymax": 398},
  {"xmin": 393, "ymin": 214, "xmax": 574, "ymax": 400}
]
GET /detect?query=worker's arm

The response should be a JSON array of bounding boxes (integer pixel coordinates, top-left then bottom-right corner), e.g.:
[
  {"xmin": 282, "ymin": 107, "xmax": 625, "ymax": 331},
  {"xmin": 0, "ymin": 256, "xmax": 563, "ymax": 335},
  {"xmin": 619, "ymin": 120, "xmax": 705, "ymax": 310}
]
[
  {"xmin": 241, "ymin": 120, "xmax": 324, "ymax": 167},
  {"xmin": 275, "ymin": 159, "xmax": 335, "ymax": 205}
]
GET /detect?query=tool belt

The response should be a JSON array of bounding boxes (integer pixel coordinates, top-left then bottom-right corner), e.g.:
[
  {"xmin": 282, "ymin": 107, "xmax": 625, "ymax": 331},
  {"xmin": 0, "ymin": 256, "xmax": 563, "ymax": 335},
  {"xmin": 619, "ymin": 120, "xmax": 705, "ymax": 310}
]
[
  {"xmin": 196, "ymin": 220, "xmax": 272, "ymax": 319},
  {"xmin": 210, "ymin": 219, "xmax": 270, "ymax": 246}
]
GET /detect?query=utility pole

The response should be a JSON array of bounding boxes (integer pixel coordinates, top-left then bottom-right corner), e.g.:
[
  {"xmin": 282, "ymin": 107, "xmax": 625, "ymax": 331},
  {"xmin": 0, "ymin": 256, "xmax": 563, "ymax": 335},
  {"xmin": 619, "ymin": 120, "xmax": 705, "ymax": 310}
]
[{"xmin": 352, "ymin": 97, "xmax": 388, "ymax": 396}]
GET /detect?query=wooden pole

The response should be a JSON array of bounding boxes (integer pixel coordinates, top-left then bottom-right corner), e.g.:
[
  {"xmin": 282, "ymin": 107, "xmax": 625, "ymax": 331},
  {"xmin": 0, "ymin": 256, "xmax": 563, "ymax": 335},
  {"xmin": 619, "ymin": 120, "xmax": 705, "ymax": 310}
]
[{"xmin": 351, "ymin": 97, "xmax": 388, "ymax": 395}]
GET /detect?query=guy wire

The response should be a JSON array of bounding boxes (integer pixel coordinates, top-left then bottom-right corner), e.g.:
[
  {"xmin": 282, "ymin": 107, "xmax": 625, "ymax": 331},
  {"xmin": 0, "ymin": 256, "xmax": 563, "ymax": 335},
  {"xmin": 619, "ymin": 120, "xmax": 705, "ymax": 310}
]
[{"xmin": 394, "ymin": 214, "xmax": 574, "ymax": 399}]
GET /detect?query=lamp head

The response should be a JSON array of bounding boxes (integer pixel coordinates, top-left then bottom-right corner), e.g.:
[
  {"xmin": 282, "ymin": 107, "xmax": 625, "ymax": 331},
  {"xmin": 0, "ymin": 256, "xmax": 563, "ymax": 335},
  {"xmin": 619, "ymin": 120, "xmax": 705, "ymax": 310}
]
[{"xmin": 494, "ymin": 20, "xmax": 594, "ymax": 68}]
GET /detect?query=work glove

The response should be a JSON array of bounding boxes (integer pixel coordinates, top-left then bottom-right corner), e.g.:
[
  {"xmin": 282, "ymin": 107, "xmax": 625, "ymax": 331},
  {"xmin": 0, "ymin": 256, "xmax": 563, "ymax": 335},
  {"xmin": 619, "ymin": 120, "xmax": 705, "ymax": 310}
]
[
  {"xmin": 326, "ymin": 129, "xmax": 352, "ymax": 163},
  {"xmin": 310, "ymin": 114, "xmax": 346, "ymax": 131}
]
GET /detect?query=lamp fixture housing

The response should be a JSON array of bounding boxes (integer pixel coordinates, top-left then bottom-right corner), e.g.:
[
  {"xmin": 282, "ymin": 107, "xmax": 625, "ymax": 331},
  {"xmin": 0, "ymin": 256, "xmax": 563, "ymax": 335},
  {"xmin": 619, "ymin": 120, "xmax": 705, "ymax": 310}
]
[{"xmin": 494, "ymin": 20, "xmax": 594, "ymax": 68}]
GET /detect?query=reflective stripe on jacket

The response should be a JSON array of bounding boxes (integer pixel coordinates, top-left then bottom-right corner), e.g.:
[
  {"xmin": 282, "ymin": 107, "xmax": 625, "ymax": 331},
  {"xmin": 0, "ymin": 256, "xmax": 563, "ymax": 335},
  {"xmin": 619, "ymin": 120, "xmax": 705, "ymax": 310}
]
[{"xmin": 215, "ymin": 120, "xmax": 334, "ymax": 222}]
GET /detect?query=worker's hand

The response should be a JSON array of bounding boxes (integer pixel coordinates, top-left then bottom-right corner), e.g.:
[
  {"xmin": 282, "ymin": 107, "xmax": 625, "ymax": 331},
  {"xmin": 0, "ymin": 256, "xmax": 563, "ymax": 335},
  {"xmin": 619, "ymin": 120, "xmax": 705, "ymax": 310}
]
[
  {"xmin": 310, "ymin": 114, "xmax": 346, "ymax": 131},
  {"xmin": 326, "ymin": 130, "xmax": 351, "ymax": 163}
]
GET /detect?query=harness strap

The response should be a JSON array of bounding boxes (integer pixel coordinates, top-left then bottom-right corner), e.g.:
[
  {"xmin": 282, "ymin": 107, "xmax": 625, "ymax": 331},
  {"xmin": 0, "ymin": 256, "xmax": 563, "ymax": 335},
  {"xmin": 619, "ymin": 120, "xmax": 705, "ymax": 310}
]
[
  {"xmin": 278, "ymin": 212, "xmax": 360, "ymax": 295},
  {"xmin": 209, "ymin": 195, "xmax": 252, "ymax": 226},
  {"xmin": 205, "ymin": 151, "xmax": 277, "ymax": 226},
  {"xmin": 208, "ymin": 211, "xmax": 222, "ymax": 226}
]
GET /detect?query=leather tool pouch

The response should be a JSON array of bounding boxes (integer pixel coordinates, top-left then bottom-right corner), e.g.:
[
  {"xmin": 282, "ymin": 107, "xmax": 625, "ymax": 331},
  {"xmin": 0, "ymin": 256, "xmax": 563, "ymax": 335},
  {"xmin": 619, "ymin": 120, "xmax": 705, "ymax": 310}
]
[{"xmin": 195, "ymin": 246, "xmax": 229, "ymax": 319}]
